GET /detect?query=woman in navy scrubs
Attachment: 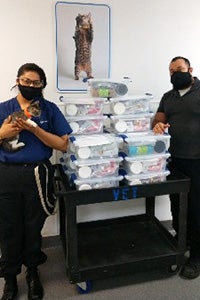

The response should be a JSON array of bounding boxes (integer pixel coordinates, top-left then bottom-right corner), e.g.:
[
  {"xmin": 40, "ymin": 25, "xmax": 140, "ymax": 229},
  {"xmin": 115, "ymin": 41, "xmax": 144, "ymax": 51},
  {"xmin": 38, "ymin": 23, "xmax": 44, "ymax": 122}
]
[{"xmin": 0, "ymin": 63, "xmax": 72, "ymax": 300}]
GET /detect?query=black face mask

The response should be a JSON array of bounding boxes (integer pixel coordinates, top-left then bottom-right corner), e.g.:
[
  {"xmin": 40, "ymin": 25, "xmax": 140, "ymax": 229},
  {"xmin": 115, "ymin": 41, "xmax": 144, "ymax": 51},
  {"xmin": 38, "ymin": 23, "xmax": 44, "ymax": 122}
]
[
  {"xmin": 170, "ymin": 71, "xmax": 193, "ymax": 90},
  {"xmin": 18, "ymin": 84, "xmax": 43, "ymax": 101}
]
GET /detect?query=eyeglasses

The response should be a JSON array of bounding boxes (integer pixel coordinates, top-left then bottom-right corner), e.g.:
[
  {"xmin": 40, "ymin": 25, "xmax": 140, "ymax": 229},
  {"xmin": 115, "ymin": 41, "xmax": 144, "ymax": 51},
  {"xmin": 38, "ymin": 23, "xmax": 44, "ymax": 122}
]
[{"xmin": 19, "ymin": 77, "xmax": 43, "ymax": 88}]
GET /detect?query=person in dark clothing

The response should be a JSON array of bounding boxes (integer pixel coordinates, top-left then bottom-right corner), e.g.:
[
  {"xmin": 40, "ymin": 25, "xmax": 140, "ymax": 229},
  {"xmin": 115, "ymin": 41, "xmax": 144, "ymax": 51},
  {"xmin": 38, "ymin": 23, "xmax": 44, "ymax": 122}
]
[
  {"xmin": 0, "ymin": 63, "xmax": 72, "ymax": 300},
  {"xmin": 152, "ymin": 56, "xmax": 200, "ymax": 279}
]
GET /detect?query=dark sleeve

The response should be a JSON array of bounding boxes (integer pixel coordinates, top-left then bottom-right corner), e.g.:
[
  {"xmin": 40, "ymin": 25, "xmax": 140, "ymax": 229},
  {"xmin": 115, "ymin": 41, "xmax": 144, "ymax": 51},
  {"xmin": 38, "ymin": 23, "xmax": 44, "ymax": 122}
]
[{"xmin": 156, "ymin": 95, "xmax": 165, "ymax": 113}]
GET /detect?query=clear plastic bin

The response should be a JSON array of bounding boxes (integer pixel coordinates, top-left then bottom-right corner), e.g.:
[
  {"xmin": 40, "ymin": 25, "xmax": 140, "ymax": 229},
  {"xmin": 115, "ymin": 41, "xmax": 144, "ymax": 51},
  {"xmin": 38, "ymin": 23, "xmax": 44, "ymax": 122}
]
[
  {"xmin": 71, "ymin": 175, "xmax": 123, "ymax": 190},
  {"xmin": 122, "ymin": 133, "xmax": 171, "ymax": 156},
  {"xmin": 124, "ymin": 170, "xmax": 170, "ymax": 185},
  {"xmin": 123, "ymin": 153, "xmax": 170, "ymax": 175},
  {"xmin": 59, "ymin": 161, "xmax": 74, "ymax": 181},
  {"xmin": 59, "ymin": 97, "xmax": 105, "ymax": 116},
  {"xmin": 69, "ymin": 134, "xmax": 122, "ymax": 159},
  {"xmin": 110, "ymin": 94, "xmax": 153, "ymax": 115},
  {"xmin": 70, "ymin": 156, "xmax": 123, "ymax": 179},
  {"xmin": 59, "ymin": 156, "xmax": 76, "ymax": 172},
  {"xmin": 67, "ymin": 115, "xmax": 106, "ymax": 135},
  {"xmin": 110, "ymin": 113, "xmax": 153, "ymax": 133},
  {"xmin": 87, "ymin": 79, "xmax": 128, "ymax": 98}
]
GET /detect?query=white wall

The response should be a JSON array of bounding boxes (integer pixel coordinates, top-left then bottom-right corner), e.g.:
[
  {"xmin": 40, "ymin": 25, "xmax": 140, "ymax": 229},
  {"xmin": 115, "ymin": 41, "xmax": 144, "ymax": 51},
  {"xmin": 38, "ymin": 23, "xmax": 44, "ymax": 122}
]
[{"xmin": 1, "ymin": 0, "xmax": 200, "ymax": 235}]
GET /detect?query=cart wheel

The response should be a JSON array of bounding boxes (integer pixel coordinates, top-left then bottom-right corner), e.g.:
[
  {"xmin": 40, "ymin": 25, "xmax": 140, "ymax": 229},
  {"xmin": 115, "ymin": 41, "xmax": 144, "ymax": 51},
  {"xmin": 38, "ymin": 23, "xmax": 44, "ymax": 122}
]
[
  {"xmin": 167, "ymin": 264, "xmax": 180, "ymax": 274},
  {"xmin": 76, "ymin": 280, "xmax": 92, "ymax": 294}
]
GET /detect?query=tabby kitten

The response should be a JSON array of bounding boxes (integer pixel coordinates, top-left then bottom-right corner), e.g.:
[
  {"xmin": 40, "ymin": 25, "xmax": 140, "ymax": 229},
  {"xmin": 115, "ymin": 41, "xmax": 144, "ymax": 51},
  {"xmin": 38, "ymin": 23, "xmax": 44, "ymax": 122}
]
[
  {"xmin": 73, "ymin": 12, "xmax": 94, "ymax": 80},
  {"xmin": 2, "ymin": 101, "xmax": 41, "ymax": 152}
]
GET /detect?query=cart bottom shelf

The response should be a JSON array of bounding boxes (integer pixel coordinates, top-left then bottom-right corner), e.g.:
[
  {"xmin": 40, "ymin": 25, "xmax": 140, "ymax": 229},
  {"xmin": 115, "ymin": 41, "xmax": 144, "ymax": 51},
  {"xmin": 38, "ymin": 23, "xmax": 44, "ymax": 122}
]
[{"xmin": 77, "ymin": 214, "xmax": 180, "ymax": 270}]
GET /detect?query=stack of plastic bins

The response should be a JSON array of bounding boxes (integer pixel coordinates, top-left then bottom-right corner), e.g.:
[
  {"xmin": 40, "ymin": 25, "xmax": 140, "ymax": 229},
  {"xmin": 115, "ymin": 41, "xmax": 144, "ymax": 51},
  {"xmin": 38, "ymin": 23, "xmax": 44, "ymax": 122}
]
[
  {"xmin": 103, "ymin": 92, "xmax": 171, "ymax": 184},
  {"xmin": 57, "ymin": 97, "xmax": 104, "ymax": 179},
  {"xmin": 59, "ymin": 97, "xmax": 106, "ymax": 135},
  {"xmin": 119, "ymin": 132, "xmax": 171, "ymax": 185},
  {"xmin": 58, "ymin": 81, "xmax": 129, "ymax": 190},
  {"xmin": 61, "ymin": 133, "xmax": 123, "ymax": 190},
  {"xmin": 70, "ymin": 155, "xmax": 123, "ymax": 190},
  {"xmin": 108, "ymin": 94, "xmax": 153, "ymax": 134}
]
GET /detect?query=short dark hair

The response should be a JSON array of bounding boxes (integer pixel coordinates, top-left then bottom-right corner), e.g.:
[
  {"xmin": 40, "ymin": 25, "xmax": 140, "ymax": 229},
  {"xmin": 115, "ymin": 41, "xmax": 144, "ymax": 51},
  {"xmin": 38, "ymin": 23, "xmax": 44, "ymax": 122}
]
[
  {"xmin": 17, "ymin": 63, "xmax": 47, "ymax": 88},
  {"xmin": 170, "ymin": 56, "xmax": 191, "ymax": 67}
]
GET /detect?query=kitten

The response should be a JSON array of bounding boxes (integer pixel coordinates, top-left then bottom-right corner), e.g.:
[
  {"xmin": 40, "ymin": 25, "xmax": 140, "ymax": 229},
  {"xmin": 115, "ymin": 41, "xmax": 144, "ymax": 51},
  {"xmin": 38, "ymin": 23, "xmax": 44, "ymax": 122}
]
[{"xmin": 2, "ymin": 101, "xmax": 41, "ymax": 152}]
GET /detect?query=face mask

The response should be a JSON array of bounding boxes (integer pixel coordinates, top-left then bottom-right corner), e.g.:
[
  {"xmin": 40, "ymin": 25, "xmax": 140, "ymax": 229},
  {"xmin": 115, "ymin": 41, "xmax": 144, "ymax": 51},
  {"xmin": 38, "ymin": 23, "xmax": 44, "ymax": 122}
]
[
  {"xmin": 170, "ymin": 71, "xmax": 193, "ymax": 90},
  {"xmin": 18, "ymin": 84, "xmax": 43, "ymax": 101}
]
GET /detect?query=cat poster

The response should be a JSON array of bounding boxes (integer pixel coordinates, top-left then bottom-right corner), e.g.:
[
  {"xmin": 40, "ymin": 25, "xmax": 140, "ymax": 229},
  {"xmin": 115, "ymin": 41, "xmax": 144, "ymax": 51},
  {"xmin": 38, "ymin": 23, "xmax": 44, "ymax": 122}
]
[{"xmin": 55, "ymin": 2, "xmax": 111, "ymax": 93}]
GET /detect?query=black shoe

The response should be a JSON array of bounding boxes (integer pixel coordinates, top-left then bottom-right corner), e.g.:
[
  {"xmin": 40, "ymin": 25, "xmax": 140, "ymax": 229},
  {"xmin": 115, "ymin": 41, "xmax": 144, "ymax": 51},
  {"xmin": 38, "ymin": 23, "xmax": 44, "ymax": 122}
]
[
  {"xmin": 179, "ymin": 259, "xmax": 200, "ymax": 279},
  {"xmin": 1, "ymin": 276, "xmax": 18, "ymax": 300},
  {"xmin": 26, "ymin": 268, "xmax": 44, "ymax": 300}
]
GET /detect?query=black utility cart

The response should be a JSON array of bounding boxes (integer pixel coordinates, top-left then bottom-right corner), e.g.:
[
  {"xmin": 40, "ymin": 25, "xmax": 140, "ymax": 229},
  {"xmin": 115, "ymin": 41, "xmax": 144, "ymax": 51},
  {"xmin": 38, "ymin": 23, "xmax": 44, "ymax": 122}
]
[{"xmin": 54, "ymin": 165, "xmax": 190, "ymax": 294}]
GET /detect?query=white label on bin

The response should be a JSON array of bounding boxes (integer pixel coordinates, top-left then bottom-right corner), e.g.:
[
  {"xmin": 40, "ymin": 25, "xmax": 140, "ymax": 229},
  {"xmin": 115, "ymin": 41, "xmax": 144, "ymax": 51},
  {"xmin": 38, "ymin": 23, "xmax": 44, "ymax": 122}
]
[
  {"xmin": 78, "ymin": 166, "xmax": 92, "ymax": 178},
  {"xmin": 113, "ymin": 102, "xmax": 126, "ymax": 115},
  {"xmin": 66, "ymin": 104, "xmax": 78, "ymax": 116},
  {"xmin": 130, "ymin": 161, "xmax": 143, "ymax": 174},
  {"xmin": 115, "ymin": 120, "xmax": 127, "ymax": 133},
  {"xmin": 77, "ymin": 147, "xmax": 91, "ymax": 159}
]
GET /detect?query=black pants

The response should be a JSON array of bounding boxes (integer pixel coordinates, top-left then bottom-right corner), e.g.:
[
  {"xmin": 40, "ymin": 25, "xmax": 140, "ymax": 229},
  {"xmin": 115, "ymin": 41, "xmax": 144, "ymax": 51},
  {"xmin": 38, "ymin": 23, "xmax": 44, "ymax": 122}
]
[
  {"xmin": 0, "ymin": 163, "xmax": 47, "ymax": 277},
  {"xmin": 168, "ymin": 157, "xmax": 200, "ymax": 261}
]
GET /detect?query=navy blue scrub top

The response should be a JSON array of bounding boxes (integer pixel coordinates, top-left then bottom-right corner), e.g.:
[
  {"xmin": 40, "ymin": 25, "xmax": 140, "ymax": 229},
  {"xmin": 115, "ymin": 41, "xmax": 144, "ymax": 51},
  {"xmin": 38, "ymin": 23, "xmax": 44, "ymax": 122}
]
[{"xmin": 0, "ymin": 97, "xmax": 72, "ymax": 163}]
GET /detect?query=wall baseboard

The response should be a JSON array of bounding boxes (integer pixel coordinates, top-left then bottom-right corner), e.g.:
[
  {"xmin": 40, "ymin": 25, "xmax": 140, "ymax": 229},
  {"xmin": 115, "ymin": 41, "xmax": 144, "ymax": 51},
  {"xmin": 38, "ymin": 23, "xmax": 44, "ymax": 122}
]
[{"xmin": 42, "ymin": 235, "xmax": 62, "ymax": 249}]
